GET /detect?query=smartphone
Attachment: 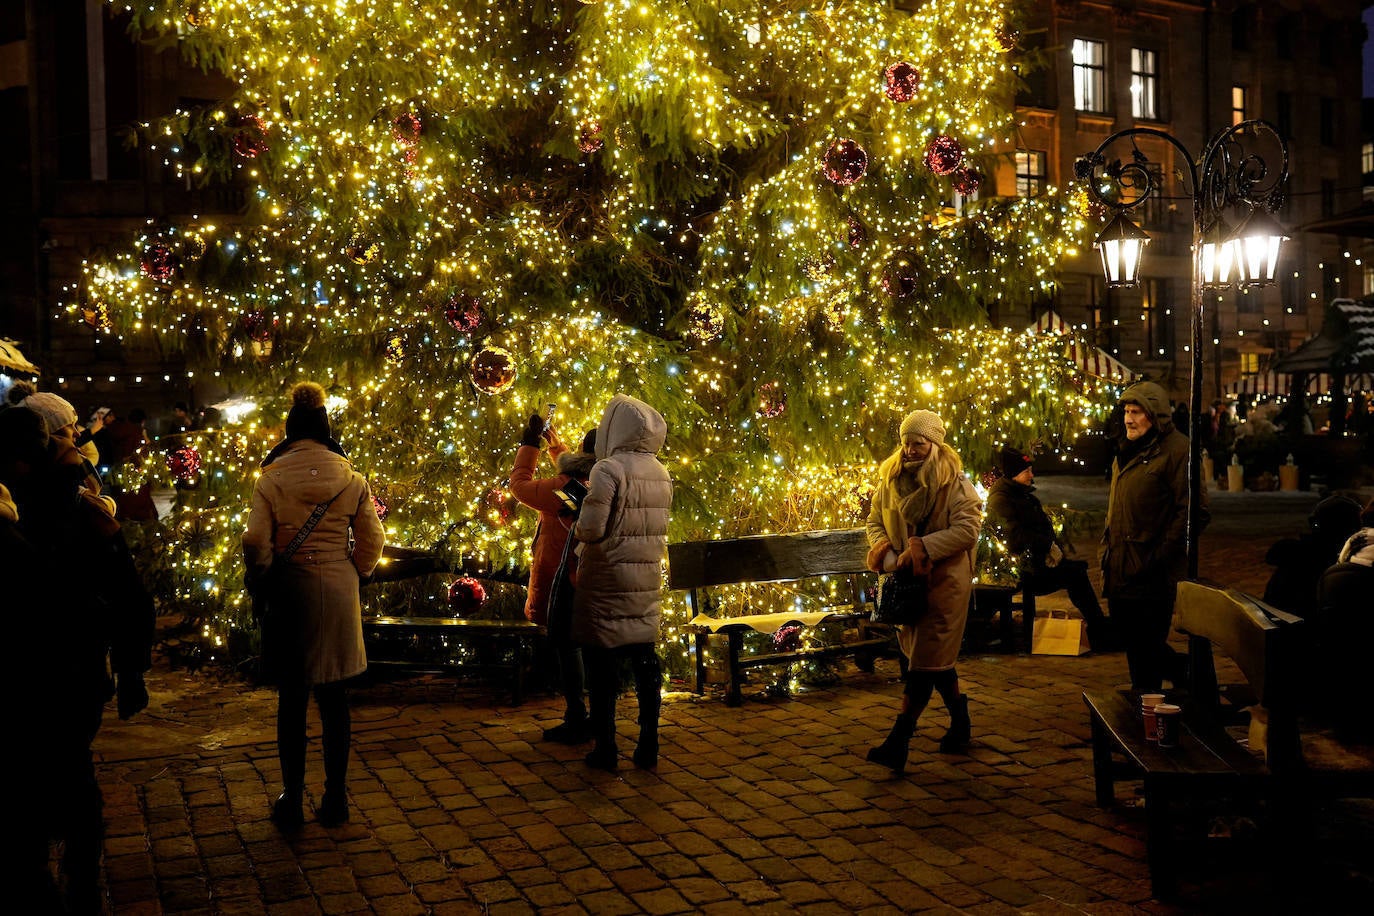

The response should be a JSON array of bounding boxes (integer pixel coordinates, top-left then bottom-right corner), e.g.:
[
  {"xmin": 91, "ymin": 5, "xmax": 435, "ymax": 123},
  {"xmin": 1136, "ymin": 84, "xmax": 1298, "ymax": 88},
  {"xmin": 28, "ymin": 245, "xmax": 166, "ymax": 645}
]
[{"xmin": 544, "ymin": 403, "xmax": 555, "ymax": 430}]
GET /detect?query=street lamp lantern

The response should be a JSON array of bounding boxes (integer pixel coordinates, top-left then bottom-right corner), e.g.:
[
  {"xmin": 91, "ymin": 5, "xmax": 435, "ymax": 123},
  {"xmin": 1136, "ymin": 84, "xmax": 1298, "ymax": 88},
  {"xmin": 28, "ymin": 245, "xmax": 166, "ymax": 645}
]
[
  {"xmin": 1232, "ymin": 208, "xmax": 1290, "ymax": 289},
  {"xmin": 1076, "ymin": 120, "xmax": 1290, "ymax": 580},
  {"xmin": 1093, "ymin": 213, "xmax": 1151, "ymax": 289},
  {"xmin": 1199, "ymin": 218, "xmax": 1238, "ymax": 289}
]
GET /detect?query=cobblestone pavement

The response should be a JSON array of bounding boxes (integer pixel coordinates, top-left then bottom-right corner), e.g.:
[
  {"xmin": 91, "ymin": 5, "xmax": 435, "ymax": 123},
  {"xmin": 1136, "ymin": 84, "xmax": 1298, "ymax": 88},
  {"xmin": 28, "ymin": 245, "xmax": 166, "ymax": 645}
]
[{"xmin": 88, "ymin": 483, "xmax": 1374, "ymax": 915}]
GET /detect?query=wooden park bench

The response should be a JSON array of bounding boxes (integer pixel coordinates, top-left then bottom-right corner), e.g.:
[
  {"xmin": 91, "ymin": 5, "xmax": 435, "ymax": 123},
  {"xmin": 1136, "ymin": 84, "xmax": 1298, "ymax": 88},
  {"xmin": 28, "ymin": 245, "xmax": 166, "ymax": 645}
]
[
  {"xmin": 668, "ymin": 528, "xmax": 896, "ymax": 706},
  {"xmin": 363, "ymin": 545, "xmax": 543, "ymax": 704},
  {"xmin": 1083, "ymin": 580, "xmax": 1374, "ymax": 897}
]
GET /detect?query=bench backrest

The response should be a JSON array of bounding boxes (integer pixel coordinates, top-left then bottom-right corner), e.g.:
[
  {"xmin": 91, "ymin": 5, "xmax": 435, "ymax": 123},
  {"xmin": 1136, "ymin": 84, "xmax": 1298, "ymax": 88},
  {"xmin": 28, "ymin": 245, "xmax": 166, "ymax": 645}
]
[
  {"xmin": 1174, "ymin": 580, "xmax": 1303, "ymax": 770},
  {"xmin": 668, "ymin": 528, "xmax": 868, "ymax": 590}
]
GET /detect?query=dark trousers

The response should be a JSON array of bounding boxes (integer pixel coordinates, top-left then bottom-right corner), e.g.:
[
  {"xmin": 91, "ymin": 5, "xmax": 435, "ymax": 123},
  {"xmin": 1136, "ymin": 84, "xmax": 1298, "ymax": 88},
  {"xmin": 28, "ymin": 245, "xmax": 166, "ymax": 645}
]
[
  {"xmin": 1025, "ymin": 560, "xmax": 1105, "ymax": 624},
  {"xmin": 276, "ymin": 682, "xmax": 350, "ymax": 799},
  {"xmin": 582, "ymin": 644, "xmax": 661, "ymax": 754},
  {"xmin": 1108, "ymin": 594, "xmax": 1176, "ymax": 691},
  {"xmin": 9, "ymin": 699, "xmax": 106, "ymax": 913},
  {"xmin": 552, "ymin": 642, "xmax": 587, "ymax": 723}
]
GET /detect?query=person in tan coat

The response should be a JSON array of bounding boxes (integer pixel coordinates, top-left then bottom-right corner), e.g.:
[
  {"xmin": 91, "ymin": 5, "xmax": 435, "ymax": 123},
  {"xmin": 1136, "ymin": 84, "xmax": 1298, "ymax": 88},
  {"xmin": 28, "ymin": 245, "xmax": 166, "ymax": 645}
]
[
  {"xmin": 243, "ymin": 383, "xmax": 385, "ymax": 828},
  {"xmin": 862, "ymin": 409, "xmax": 982, "ymax": 774}
]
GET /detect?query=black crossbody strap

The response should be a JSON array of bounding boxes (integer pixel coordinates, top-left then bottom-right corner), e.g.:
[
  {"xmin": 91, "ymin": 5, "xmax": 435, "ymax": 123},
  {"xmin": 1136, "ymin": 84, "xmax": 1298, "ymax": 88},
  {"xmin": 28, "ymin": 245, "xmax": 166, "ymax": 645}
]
[{"xmin": 278, "ymin": 483, "xmax": 351, "ymax": 563}]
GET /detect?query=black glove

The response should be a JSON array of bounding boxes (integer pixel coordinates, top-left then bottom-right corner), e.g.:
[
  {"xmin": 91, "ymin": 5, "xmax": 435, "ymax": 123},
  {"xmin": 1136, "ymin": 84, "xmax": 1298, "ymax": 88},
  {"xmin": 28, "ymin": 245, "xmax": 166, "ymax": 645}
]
[
  {"xmin": 117, "ymin": 672, "xmax": 149, "ymax": 720},
  {"xmin": 519, "ymin": 413, "xmax": 545, "ymax": 448}
]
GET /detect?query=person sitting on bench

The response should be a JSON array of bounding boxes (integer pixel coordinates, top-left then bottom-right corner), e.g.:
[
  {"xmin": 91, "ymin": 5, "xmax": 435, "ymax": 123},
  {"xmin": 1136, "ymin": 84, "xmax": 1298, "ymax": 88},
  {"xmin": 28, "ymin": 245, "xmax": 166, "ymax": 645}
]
[{"xmin": 986, "ymin": 445, "xmax": 1116, "ymax": 650}]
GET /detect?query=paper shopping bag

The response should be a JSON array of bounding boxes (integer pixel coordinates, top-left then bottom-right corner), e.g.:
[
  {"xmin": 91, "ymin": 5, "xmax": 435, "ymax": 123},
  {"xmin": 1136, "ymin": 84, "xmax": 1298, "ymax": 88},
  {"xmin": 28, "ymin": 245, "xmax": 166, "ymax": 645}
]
[{"xmin": 1031, "ymin": 609, "xmax": 1091, "ymax": 656}]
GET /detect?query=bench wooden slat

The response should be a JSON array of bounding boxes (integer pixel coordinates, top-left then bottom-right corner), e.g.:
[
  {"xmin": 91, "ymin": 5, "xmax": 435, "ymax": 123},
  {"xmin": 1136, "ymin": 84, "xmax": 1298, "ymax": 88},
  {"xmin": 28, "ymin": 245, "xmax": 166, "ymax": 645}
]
[
  {"xmin": 668, "ymin": 528, "xmax": 868, "ymax": 589},
  {"xmin": 365, "ymin": 616, "xmax": 541, "ymax": 631}
]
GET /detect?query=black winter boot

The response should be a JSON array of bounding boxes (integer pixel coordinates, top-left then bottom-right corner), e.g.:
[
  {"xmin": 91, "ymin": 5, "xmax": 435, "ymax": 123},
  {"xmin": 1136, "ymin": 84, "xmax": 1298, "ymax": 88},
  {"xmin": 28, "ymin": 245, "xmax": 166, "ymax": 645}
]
[
  {"xmin": 632, "ymin": 649, "xmax": 662, "ymax": 769},
  {"xmin": 864, "ymin": 713, "xmax": 916, "ymax": 774},
  {"xmin": 938, "ymin": 695, "xmax": 971, "ymax": 753}
]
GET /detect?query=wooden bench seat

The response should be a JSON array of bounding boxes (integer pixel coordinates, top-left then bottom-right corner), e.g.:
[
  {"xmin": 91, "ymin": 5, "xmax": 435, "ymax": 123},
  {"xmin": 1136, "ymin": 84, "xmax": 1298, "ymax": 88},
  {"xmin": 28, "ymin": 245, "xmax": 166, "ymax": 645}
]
[
  {"xmin": 362, "ymin": 545, "xmax": 543, "ymax": 704},
  {"xmin": 668, "ymin": 528, "xmax": 895, "ymax": 706},
  {"xmin": 1085, "ymin": 580, "xmax": 1374, "ymax": 898}
]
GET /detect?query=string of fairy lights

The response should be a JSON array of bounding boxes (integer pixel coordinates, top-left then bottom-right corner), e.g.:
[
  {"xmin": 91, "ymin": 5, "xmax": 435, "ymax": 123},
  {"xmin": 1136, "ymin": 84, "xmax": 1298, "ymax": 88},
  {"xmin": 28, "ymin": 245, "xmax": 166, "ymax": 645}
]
[{"xmin": 73, "ymin": 0, "xmax": 1122, "ymax": 676}]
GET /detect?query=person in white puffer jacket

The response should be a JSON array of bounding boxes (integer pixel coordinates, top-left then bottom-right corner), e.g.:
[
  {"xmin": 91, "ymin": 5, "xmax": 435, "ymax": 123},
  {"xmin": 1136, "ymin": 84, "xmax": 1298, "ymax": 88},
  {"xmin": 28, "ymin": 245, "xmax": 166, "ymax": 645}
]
[{"xmin": 572, "ymin": 394, "xmax": 673, "ymax": 772}]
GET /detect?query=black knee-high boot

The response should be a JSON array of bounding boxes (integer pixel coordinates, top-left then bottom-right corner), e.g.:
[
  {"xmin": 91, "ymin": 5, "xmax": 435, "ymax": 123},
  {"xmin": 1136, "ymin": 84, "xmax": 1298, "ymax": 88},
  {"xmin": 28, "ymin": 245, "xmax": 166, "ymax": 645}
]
[
  {"xmin": 865, "ymin": 671, "xmax": 934, "ymax": 774},
  {"xmin": 933, "ymin": 668, "xmax": 970, "ymax": 753},
  {"xmin": 583, "ymin": 646, "xmax": 620, "ymax": 771},
  {"xmin": 631, "ymin": 647, "xmax": 662, "ymax": 769},
  {"xmin": 317, "ymin": 685, "xmax": 351, "ymax": 826},
  {"xmin": 543, "ymin": 645, "xmax": 591, "ymax": 744},
  {"xmin": 273, "ymin": 685, "xmax": 308, "ymax": 827}
]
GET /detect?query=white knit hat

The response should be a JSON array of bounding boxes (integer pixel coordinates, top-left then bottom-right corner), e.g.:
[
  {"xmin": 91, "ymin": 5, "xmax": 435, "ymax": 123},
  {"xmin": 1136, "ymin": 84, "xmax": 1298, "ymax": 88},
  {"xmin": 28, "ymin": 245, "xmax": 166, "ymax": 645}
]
[
  {"xmin": 21, "ymin": 392, "xmax": 79, "ymax": 434},
  {"xmin": 899, "ymin": 409, "xmax": 945, "ymax": 446}
]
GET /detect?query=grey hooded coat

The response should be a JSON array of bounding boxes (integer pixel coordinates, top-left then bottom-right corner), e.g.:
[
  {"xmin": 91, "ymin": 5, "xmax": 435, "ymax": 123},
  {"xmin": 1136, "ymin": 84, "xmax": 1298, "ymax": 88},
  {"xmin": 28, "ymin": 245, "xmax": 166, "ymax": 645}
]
[{"xmin": 571, "ymin": 395, "xmax": 673, "ymax": 648}]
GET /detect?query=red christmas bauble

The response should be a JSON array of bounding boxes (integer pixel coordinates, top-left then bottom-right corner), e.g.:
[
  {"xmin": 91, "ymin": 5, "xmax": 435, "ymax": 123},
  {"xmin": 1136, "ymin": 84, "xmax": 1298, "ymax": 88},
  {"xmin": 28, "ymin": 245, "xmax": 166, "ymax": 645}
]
[
  {"xmin": 371, "ymin": 494, "xmax": 389, "ymax": 521},
  {"xmin": 757, "ymin": 381, "xmax": 787, "ymax": 419},
  {"xmin": 167, "ymin": 445, "xmax": 202, "ymax": 482},
  {"xmin": 241, "ymin": 309, "xmax": 275, "ymax": 342},
  {"xmin": 447, "ymin": 576, "xmax": 487, "ymax": 617},
  {"xmin": 141, "ymin": 244, "xmax": 179, "ymax": 283},
  {"xmin": 923, "ymin": 135, "xmax": 964, "ymax": 176},
  {"xmin": 823, "ymin": 138, "xmax": 868, "ymax": 186},
  {"xmin": 847, "ymin": 216, "xmax": 868, "ymax": 249},
  {"xmin": 232, "ymin": 116, "xmax": 268, "ymax": 159},
  {"xmin": 392, "ymin": 111, "xmax": 423, "ymax": 145},
  {"xmin": 882, "ymin": 61, "xmax": 921, "ymax": 102},
  {"xmin": 952, "ymin": 166, "xmax": 982, "ymax": 196},
  {"xmin": 443, "ymin": 293, "xmax": 484, "ymax": 333},
  {"xmin": 470, "ymin": 346, "xmax": 517, "ymax": 393},
  {"xmin": 577, "ymin": 120, "xmax": 604, "ymax": 154}
]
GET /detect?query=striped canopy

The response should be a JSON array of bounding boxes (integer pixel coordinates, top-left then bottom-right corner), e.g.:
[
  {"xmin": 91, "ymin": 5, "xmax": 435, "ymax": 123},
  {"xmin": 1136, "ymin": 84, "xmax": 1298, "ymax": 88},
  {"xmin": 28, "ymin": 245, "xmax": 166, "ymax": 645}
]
[
  {"xmin": 1028, "ymin": 311, "xmax": 1139, "ymax": 383},
  {"xmin": 1225, "ymin": 371, "xmax": 1374, "ymax": 397}
]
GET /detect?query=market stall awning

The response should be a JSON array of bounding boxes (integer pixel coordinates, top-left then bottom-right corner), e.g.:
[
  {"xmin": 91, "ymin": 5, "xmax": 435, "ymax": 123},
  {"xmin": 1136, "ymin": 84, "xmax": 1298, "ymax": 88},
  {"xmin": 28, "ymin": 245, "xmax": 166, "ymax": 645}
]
[
  {"xmin": 1224, "ymin": 371, "xmax": 1330, "ymax": 397},
  {"xmin": 1271, "ymin": 298, "xmax": 1374, "ymax": 375},
  {"xmin": 0, "ymin": 338, "xmax": 40, "ymax": 376},
  {"xmin": 1028, "ymin": 311, "xmax": 1139, "ymax": 383}
]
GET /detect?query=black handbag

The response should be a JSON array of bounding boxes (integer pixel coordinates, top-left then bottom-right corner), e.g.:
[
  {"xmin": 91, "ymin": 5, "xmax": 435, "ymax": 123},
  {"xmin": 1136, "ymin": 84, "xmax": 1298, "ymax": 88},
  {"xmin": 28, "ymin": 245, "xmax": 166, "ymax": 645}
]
[
  {"xmin": 873, "ymin": 567, "xmax": 929, "ymax": 626},
  {"xmin": 545, "ymin": 528, "xmax": 577, "ymax": 644}
]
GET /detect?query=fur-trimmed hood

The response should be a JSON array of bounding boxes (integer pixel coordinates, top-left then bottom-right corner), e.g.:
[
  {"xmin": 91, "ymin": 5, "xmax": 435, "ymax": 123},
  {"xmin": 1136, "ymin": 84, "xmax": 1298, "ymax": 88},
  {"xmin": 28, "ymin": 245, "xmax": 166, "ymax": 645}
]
[{"xmin": 555, "ymin": 450, "xmax": 596, "ymax": 480}]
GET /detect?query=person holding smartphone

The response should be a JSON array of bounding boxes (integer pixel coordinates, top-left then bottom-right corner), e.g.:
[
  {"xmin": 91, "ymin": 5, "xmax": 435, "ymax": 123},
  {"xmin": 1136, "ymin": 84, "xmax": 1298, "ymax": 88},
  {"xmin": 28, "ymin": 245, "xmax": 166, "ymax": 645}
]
[{"xmin": 510, "ymin": 407, "xmax": 597, "ymax": 743}]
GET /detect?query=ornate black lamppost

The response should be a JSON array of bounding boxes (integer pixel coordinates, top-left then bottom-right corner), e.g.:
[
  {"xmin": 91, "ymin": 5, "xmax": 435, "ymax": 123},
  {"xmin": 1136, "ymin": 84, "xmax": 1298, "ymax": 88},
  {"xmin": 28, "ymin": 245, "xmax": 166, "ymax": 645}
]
[{"xmin": 1076, "ymin": 121, "xmax": 1291, "ymax": 578}]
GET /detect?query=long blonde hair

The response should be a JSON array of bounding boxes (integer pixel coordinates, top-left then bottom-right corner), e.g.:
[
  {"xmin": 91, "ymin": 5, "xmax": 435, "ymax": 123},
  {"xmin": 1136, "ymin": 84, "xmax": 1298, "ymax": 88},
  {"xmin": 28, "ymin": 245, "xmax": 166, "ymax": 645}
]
[{"xmin": 882, "ymin": 440, "xmax": 964, "ymax": 492}]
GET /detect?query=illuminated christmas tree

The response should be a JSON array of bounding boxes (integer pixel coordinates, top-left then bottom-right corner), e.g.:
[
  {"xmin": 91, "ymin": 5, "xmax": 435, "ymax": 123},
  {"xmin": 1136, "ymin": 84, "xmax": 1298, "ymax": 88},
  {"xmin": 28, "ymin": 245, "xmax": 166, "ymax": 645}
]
[{"xmin": 73, "ymin": 0, "xmax": 1105, "ymax": 657}]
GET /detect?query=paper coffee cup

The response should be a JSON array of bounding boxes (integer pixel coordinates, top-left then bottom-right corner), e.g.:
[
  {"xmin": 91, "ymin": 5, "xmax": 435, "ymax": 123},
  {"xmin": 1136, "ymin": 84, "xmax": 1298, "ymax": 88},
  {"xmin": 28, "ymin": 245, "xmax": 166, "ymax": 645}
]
[
  {"xmin": 1154, "ymin": 703, "xmax": 1182, "ymax": 747},
  {"xmin": 1140, "ymin": 694, "xmax": 1166, "ymax": 742}
]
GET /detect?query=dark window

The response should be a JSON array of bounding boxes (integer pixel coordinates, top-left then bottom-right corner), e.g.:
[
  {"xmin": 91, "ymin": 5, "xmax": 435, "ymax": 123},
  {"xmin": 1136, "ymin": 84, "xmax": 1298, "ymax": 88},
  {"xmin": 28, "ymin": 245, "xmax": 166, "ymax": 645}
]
[
  {"xmin": 1282, "ymin": 270, "xmax": 1300, "ymax": 311},
  {"xmin": 1320, "ymin": 24, "xmax": 1338, "ymax": 65},
  {"xmin": 103, "ymin": 9, "xmax": 140, "ymax": 180},
  {"xmin": 1322, "ymin": 179, "xmax": 1336, "ymax": 217},
  {"xmin": 1323, "ymin": 264, "xmax": 1341, "ymax": 303},
  {"xmin": 1141, "ymin": 164, "xmax": 1166, "ymax": 228},
  {"xmin": 0, "ymin": 0, "xmax": 24, "ymax": 43},
  {"xmin": 1143, "ymin": 279, "xmax": 1175, "ymax": 357},
  {"xmin": 1276, "ymin": 17, "xmax": 1297, "ymax": 60},
  {"xmin": 1232, "ymin": 6, "xmax": 1251, "ymax": 52},
  {"xmin": 1089, "ymin": 277, "xmax": 1120, "ymax": 353},
  {"xmin": 54, "ymin": 0, "xmax": 90, "ymax": 180},
  {"xmin": 1014, "ymin": 31, "xmax": 1053, "ymax": 109},
  {"xmin": 1276, "ymin": 91, "xmax": 1292, "ymax": 139},
  {"xmin": 1320, "ymin": 98, "xmax": 1336, "ymax": 146}
]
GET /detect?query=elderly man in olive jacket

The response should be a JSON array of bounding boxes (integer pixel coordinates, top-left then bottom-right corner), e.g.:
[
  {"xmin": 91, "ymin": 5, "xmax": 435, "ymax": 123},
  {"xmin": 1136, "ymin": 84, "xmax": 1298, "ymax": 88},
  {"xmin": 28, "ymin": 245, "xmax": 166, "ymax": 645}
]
[{"xmin": 1102, "ymin": 381, "xmax": 1198, "ymax": 692}]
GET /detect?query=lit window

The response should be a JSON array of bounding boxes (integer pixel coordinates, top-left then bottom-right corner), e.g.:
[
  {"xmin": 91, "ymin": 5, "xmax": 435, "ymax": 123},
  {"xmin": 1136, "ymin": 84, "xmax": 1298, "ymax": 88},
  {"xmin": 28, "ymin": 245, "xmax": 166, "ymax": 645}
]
[
  {"xmin": 1231, "ymin": 86, "xmax": 1246, "ymax": 126},
  {"xmin": 1363, "ymin": 264, "xmax": 1374, "ymax": 296},
  {"xmin": 1015, "ymin": 150, "xmax": 1047, "ymax": 197},
  {"xmin": 1130, "ymin": 49, "xmax": 1158, "ymax": 120},
  {"xmin": 1363, "ymin": 142, "xmax": 1373, "ymax": 175},
  {"xmin": 1072, "ymin": 39, "xmax": 1106, "ymax": 113},
  {"xmin": 1239, "ymin": 352, "xmax": 1260, "ymax": 375}
]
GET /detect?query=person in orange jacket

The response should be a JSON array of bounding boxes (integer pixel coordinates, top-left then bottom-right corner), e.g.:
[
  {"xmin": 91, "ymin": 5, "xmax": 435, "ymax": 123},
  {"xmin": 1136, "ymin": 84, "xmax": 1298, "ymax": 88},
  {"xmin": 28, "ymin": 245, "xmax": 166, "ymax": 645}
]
[{"xmin": 510, "ymin": 413, "xmax": 596, "ymax": 743}]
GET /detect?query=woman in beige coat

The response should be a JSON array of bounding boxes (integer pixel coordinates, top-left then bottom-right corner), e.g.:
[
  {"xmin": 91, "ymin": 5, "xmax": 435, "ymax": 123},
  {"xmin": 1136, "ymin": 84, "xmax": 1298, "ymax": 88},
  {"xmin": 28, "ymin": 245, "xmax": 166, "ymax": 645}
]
[
  {"xmin": 862, "ymin": 410, "xmax": 981, "ymax": 774},
  {"xmin": 243, "ymin": 383, "xmax": 385, "ymax": 828}
]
